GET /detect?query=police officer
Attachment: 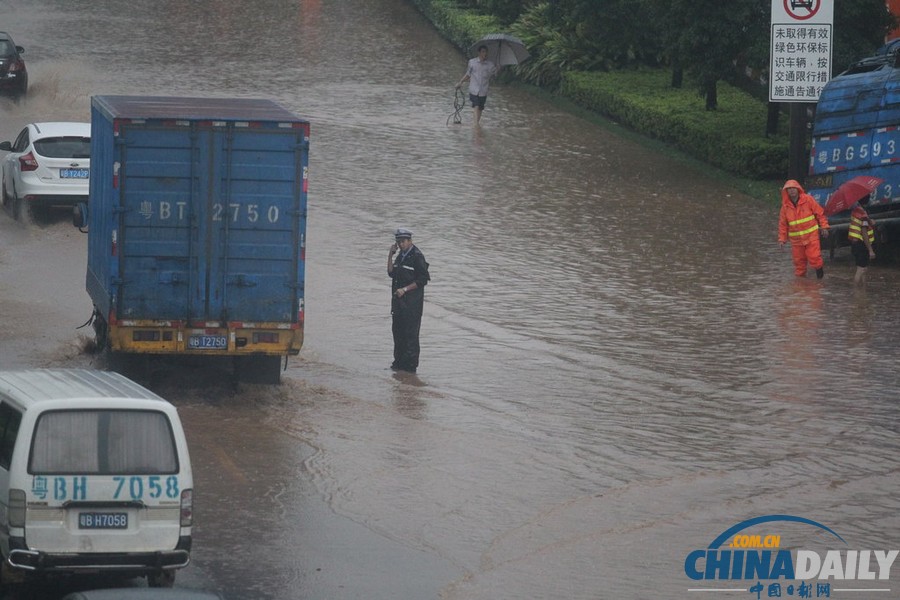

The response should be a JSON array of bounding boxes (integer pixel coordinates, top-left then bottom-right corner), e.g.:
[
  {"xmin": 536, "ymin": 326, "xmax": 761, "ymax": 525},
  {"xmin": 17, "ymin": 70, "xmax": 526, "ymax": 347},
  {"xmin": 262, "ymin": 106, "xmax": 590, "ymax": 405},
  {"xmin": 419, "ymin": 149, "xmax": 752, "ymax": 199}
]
[{"xmin": 388, "ymin": 228, "xmax": 430, "ymax": 373}]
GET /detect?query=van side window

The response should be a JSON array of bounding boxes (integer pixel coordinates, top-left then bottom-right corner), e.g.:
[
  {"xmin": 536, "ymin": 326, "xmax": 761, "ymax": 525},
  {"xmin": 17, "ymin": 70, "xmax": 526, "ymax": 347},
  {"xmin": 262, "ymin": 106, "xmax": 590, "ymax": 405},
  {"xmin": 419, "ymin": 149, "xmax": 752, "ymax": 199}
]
[
  {"xmin": 0, "ymin": 402, "xmax": 23, "ymax": 470},
  {"xmin": 29, "ymin": 410, "xmax": 178, "ymax": 475}
]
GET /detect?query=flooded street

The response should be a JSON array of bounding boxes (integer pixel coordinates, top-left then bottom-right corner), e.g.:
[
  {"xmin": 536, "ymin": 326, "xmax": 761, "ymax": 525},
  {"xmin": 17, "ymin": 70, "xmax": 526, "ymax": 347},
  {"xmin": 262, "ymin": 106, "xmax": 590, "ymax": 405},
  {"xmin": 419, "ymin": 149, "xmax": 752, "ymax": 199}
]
[{"xmin": 2, "ymin": 0, "xmax": 900, "ymax": 598}]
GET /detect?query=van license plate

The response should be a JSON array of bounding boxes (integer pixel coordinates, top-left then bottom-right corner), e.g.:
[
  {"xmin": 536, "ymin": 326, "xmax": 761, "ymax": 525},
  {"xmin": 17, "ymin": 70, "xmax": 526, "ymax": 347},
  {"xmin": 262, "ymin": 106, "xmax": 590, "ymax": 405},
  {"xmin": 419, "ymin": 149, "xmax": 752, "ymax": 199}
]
[
  {"xmin": 188, "ymin": 335, "xmax": 227, "ymax": 349},
  {"xmin": 79, "ymin": 512, "xmax": 128, "ymax": 529}
]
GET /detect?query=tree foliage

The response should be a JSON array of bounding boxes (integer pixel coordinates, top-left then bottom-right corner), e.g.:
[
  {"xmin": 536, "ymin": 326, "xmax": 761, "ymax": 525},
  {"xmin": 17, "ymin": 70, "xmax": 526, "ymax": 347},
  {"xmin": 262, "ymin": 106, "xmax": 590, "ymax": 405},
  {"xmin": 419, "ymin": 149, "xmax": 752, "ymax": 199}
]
[
  {"xmin": 663, "ymin": 0, "xmax": 769, "ymax": 109},
  {"xmin": 511, "ymin": 2, "xmax": 608, "ymax": 87},
  {"xmin": 454, "ymin": 0, "xmax": 535, "ymax": 25},
  {"xmin": 832, "ymin": 0, "xmax": 896, "ymax": 74},
  {"xmin": 504, "ymin": 0, "xmax": 897, "ymax": 107}
]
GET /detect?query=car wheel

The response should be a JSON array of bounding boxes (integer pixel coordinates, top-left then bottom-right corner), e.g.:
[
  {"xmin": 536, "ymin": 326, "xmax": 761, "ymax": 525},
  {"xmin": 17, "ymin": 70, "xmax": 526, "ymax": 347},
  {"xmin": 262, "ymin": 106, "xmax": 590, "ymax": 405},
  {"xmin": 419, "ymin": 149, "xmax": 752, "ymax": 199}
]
[
  {"xmin": 0, "ymin": 180, "xmax": 7, "ymax": 208},
  {"xmin": 27, "ymin": 203, "xmax": 46, "ymax": 222},
  {"xmin": 12, "ymin": 196, "xmax": 23, "ymax": 221},
  {"xmin": 13, "ymin": 79, "xmax": 27, "ymax": 103}
]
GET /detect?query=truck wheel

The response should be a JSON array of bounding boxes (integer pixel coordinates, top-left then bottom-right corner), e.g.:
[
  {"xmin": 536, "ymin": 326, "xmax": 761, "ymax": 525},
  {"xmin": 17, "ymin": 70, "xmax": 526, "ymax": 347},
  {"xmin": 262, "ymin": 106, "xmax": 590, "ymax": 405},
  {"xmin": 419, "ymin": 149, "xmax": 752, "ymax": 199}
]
[
  {"xmin": 148, "ymin": 569, "xmax": 176, "ymax": 588},
  {"xmin": 93, "ymin": 312, "xmax": 109, "ymax": 351},
  {"xmin": 236, "ymin": 355, "xmax": 283, "ymax": 385}
]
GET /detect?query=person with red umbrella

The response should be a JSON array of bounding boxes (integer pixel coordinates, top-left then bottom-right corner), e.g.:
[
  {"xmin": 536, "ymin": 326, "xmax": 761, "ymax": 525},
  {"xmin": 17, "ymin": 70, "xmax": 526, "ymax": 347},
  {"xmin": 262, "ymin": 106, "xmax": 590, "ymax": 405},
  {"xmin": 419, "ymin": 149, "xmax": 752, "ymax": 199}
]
[
  {"xmin": 848, "ymin": 193, "xmax": 877, "ymax": 286},
  {"xmin": 823, "ymin": 175, "xmax": 883, "ymax": 217},
  {"xmin": 778, "ymin": 179, "xmax": 830, "ymax": 279}
]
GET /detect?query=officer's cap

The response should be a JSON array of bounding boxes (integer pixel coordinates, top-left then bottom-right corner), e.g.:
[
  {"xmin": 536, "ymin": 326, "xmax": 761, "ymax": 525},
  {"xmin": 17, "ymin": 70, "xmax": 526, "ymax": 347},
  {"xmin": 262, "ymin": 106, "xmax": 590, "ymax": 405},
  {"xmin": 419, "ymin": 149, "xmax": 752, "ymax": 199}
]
[{"xmin": 394, "ymin": 228, "xmax": 413, "ymax": 240}]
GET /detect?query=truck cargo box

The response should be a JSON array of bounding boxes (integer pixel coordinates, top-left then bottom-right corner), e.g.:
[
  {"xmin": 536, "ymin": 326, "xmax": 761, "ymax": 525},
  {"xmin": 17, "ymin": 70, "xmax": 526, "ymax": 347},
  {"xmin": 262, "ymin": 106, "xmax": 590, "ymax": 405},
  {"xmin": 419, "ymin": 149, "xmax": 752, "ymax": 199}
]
[
  {"xmin": 82, "ymin": 96, "xmax": 310, "ymax": 383},
  {"xmin": 806, "ymin": 46, "xmax": 900, "ymax": 250}
]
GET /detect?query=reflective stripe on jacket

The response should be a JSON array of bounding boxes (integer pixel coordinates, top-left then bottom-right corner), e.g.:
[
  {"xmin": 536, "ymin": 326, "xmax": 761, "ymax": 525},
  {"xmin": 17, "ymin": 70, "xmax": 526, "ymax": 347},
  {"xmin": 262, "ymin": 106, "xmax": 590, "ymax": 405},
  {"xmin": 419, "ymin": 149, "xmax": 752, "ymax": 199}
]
[
  {"xmin": 787, "ymin": 214, "xmax": 819, "ymax": 238},
  {"xmin": 848, "ymin": 207, "xmax": 875, "ymax": 243}
]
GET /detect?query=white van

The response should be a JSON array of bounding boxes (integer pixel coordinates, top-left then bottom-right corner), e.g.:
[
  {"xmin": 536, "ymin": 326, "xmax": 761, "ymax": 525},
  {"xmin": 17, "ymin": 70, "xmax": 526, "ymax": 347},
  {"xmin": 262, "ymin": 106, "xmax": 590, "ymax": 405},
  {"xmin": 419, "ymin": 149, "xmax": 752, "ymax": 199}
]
[{"xmin": 0, "ymin": 369, "xmax": 193, "ymax": 587}]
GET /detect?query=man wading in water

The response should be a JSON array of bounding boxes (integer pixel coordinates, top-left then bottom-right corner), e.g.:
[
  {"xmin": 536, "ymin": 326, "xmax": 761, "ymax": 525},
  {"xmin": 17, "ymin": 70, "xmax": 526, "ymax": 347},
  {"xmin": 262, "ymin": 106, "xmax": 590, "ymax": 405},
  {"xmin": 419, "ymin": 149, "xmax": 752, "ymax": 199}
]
[
  {"xmin": 456, "ymin": 45, "xmax": 498, "ymax": 126},
  {"xmin": 388, "ymin": 228, "xmax": 430, "ymax": 373},
  {"xmin": 778, "ymin": 180, "xmax": 830, "ymax": 279}
]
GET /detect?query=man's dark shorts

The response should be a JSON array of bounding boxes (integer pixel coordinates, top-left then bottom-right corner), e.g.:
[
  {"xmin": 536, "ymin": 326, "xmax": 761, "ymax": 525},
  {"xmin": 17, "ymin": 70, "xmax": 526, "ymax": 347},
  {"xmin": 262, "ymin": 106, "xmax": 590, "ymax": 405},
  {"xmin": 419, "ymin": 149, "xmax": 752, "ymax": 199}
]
[
  {"xmin": 469, "ymin": 94, "xmax": 487, "ymax": 109},
  {"xmin": 851, "ymin": 241, "xmax": 870, "ymax": 267}
]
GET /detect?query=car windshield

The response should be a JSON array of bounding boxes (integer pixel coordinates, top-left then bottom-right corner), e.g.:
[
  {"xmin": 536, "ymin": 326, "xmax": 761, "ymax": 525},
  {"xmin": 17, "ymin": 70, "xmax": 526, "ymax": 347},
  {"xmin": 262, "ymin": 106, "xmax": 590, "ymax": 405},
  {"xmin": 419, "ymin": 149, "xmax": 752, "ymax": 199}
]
[
  {"xmin": 29, "ymin": 409, "xmax": 178, "ymax": 475},
  {"xmin": 33, "ymin": 136, "xmax": 90, "ymax": 159},
  {"xmin": 0, "ymin": 40, "xmax": 13, "ymax": 57}
]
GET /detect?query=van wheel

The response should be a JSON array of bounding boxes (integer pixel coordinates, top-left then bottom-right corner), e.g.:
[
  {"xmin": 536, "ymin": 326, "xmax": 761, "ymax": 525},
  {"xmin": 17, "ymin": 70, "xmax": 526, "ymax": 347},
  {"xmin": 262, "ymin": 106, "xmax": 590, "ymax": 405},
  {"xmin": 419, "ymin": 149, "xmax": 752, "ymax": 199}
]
[
  {"xmin": 0, "ymin": 559, "xmax": 24, "ymax": 587},
  {"xmin": 148, "ymin": 570, "xmax": 176, "ymax": 588}
]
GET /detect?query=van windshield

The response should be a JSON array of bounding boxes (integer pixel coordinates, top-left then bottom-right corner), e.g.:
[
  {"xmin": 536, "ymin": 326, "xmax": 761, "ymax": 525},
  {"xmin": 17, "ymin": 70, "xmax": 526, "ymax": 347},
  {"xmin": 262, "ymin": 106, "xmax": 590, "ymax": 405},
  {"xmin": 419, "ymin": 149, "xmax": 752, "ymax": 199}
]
[{"xmin": 29, "ymin": 410, "xmax": 178, "ymax": 475}]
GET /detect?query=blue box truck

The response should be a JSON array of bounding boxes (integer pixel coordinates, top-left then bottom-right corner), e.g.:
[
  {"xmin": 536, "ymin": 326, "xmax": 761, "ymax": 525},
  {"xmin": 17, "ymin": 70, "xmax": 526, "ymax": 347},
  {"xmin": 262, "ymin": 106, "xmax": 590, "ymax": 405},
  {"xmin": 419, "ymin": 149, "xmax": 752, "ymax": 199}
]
[{"xmin": 76, "ymin": 96, "xmax": 309, "ymax": 384}]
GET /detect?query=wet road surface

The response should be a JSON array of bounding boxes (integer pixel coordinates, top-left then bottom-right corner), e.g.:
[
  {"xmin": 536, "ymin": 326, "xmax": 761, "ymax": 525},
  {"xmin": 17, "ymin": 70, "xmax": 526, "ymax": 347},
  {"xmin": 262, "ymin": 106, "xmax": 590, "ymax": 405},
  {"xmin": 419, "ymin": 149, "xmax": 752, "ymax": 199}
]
[{"xmin": 2, "ymin": 0, "xmax": 900, "ymax": 598}]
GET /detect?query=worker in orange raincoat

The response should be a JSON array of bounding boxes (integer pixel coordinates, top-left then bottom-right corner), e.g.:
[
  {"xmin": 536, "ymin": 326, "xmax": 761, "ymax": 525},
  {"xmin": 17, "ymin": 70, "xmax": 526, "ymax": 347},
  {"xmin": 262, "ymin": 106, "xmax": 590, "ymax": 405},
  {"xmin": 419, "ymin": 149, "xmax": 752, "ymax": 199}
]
[{"xmin": 778, "ymin": 179, "xmax": 830, "ymax": 278}]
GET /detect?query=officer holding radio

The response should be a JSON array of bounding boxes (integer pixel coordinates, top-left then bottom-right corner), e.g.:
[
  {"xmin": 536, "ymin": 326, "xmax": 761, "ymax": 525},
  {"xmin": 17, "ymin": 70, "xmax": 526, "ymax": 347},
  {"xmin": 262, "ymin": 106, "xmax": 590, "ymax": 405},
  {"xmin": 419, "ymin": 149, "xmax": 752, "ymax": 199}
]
[{"xmin": 388, "ymin": 228, "xmax": 430, "ymax": 373}]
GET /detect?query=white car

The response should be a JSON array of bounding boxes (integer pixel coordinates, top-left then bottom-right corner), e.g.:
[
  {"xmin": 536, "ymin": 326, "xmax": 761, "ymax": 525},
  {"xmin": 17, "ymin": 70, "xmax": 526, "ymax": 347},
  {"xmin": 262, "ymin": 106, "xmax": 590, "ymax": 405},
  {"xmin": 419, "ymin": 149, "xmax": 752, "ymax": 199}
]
[{"xmin": 0, "ymin": 121, "xmax": 90, "ymax": 219}]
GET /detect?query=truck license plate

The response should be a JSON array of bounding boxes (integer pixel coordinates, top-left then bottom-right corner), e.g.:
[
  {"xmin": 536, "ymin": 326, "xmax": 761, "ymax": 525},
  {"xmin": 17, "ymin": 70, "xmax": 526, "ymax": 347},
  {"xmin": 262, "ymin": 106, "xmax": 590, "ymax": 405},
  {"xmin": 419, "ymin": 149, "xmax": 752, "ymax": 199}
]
[
  {"xmin": 79, "ymin": 512, "xmax": 128, "ymax": 529},
  {"xmin": 188, "ymin": 335, "xmax": 227, "ymax": 349},
  {"xmin": 60, "ymin": 168, "xmax": 89, "ymax": 179}
]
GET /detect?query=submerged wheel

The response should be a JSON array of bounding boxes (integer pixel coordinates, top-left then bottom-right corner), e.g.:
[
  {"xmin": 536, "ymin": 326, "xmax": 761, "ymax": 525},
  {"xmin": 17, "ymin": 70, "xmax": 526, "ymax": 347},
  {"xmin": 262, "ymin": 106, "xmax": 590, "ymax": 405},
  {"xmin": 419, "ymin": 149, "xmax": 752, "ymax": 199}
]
[
  {"xmin": 148, "ymin": 569, "xmax": 176, "ymax": 588},
  {"xmin": 93, "ymin": 311, "xmax": 109, "ymax": 351},
  {"xmin": 236, "ymin": 355, "xmax": 283, "ymax": 385}
]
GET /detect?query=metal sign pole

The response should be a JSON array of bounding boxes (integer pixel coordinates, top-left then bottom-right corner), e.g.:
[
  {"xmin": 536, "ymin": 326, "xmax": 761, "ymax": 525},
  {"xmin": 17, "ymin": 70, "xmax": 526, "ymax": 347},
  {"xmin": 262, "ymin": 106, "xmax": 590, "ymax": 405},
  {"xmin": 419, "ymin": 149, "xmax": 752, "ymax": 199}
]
[{"xmin": 788, "ymin": 102, "xmax": 809, "ymax": 182}]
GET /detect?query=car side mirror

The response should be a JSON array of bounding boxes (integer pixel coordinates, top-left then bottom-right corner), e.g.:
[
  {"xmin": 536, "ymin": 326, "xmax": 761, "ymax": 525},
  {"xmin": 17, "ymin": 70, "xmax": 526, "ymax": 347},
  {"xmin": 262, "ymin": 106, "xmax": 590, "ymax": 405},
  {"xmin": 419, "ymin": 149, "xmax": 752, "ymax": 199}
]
[{"xmin": 0, "ymin": 141, "xmax": 11, "ymax": 152}]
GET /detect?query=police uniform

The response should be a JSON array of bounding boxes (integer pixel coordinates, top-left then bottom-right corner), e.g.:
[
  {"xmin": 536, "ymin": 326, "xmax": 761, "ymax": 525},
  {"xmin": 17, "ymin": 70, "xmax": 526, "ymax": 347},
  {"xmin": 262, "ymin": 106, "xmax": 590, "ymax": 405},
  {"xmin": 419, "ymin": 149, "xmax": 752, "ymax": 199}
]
[{"xmin": 389, "ymin": 228, "xmax": 430, "ymax": 373}]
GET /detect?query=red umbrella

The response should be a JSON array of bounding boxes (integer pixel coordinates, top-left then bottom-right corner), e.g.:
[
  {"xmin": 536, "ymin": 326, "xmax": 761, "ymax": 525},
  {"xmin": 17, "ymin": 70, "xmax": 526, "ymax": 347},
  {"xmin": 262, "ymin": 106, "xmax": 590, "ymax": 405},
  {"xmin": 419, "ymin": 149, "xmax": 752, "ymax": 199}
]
[{"xmin": 823, "ymin": 175, "xmax": 884, "ymax": 216}]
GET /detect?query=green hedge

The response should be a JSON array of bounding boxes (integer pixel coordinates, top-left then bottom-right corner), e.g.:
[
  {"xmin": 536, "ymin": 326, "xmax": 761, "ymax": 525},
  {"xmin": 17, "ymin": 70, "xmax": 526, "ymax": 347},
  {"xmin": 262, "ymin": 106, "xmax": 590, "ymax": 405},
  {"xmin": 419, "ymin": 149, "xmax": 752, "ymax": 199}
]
[
  {"xmin": 409, "ymin": 0, "xmax": 503, "ymax": 49},
  {"xmin": 559, "ymin": 70, "xmax": 789, "ymax": 180}
]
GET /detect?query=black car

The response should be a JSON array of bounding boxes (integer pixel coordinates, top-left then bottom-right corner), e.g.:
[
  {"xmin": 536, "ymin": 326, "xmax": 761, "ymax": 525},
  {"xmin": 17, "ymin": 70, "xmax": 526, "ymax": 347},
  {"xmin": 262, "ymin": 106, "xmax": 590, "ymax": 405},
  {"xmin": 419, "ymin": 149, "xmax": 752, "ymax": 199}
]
[{"xmin": 0, "ymin": 31, "xmax": 27, "ymax": 98}]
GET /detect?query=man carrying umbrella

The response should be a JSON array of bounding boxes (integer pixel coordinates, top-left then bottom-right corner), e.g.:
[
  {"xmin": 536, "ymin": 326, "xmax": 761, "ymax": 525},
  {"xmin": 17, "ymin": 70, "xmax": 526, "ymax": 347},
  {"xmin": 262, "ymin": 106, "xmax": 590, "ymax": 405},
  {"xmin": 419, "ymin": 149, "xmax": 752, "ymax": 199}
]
[
  {"xmin": 778, "ymin": 179, "xmax": 830, "ymax": 279},
  {"xmin": 456, "ymin": 45, "xmax": 498, "ymax": 126}
]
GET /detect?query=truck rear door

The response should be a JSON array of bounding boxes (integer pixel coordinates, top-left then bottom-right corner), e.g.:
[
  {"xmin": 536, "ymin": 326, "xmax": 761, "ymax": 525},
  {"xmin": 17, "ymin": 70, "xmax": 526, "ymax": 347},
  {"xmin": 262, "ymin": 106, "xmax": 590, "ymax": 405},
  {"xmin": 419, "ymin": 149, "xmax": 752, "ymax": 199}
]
[{"xmin": 116, "ymin": 123, "xmax": 306, "ymax": 325}]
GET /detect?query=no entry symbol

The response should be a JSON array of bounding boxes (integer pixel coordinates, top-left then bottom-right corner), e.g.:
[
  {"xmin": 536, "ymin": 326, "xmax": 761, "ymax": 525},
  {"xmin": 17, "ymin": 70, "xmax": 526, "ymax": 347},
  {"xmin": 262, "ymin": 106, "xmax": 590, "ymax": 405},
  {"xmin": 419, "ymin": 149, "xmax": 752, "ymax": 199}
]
[{"xmin": 784, "ymin": 0, "xmax": 821, "ymax": 20}]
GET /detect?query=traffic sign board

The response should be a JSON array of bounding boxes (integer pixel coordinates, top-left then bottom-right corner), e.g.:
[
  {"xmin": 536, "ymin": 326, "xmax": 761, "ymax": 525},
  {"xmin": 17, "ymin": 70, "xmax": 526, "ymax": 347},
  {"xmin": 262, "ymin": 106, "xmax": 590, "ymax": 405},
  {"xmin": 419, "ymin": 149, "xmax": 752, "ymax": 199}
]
[
  {"xmin": 784, "ymin": 0, "xmax": 821, "ymax": 21},
  {"xmin": 772, "ymin": 0, "xmax": 832, "ymax": 25},
  {"xmin": 770, "ymin": 0, "xmax": 833, "ymax": 101}
]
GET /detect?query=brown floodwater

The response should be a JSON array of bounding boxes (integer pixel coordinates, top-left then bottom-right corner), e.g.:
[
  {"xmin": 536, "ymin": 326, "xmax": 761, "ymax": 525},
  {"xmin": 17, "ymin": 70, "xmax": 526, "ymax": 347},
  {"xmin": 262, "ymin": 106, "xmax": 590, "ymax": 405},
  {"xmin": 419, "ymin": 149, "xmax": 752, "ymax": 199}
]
[{"xmin": 2, "ymin": 0, "xmax": 900, "ymax": 598}]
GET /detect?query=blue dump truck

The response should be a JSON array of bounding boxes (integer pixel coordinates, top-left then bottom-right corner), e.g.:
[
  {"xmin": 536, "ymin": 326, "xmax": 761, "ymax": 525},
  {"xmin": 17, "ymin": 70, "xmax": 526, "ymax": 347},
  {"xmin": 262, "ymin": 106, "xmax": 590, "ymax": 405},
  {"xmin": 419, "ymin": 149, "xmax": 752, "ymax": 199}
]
[
  {"xmin": 75, "ymin": 96, "xmax": 310, "ymax": 384},
  {"xmin": 806, "ymin": 40, "xmax": 900, "ymax": 254}
]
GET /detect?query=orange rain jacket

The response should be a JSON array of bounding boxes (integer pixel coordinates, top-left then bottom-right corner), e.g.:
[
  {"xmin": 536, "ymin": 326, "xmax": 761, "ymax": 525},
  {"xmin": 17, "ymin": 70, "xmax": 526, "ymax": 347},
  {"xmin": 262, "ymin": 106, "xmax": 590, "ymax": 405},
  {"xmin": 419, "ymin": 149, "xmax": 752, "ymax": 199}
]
[{"xmin": 778, "ymin": 180, "xmax": 829, "ymax": 245}]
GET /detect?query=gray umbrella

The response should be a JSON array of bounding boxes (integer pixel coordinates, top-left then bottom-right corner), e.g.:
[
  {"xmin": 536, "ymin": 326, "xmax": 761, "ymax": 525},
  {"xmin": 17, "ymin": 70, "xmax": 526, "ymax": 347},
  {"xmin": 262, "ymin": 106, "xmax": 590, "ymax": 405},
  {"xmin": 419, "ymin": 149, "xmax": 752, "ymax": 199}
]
[{"xmin": 468, "ymin": 33, "xmax": 530, "ymax": 66}]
